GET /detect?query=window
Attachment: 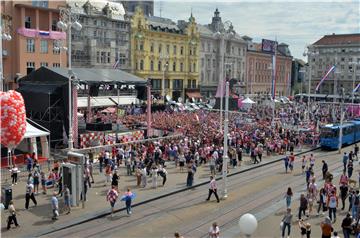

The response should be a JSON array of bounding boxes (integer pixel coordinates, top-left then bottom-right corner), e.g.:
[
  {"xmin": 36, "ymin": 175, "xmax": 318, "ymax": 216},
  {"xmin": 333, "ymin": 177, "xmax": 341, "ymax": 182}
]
[
  {"xmin": 53, "ymin": 63, "xmax": 60, "ymax": 68},
  {"xmin": 25, "ymin": 16, "xmax": 31, "ymax": 29},
  {"xmin": 159, "ymin": 44, "xmax": 162, "ymax": 53},
  {"xmin": 96, "ymin": 52, "xmax": 100, "ymax": 63},
  {"xmin": 40, "ymin": 62, "xmax": 48, "ymax": 67},
  {"xmin": 119, "ymin": 53, "xmax": 126, "ymax": 65},
  {"xmin": 150, "ymin": 43, "xmax": 154, "ymax": 52},
  {"xmin": 32, "ymin": 1, "xmax": 48, "ymax": 8},
  {"xmin": 53, "ymin": 43, "xmax": 60, "ymax": 54},
  {"xmin": 165, "ymin": 79, "xmax": 170, "ymax": 89},
  {"xmin": 201, "ymin": 59, "xmax": 204, "ymax": 67},
  {"xmin": 207, "ymin": 59, "xmax": 210, "ymax": 68},
  {"xmin": 173, "ymin": 45, "xmax": 177, "ymax": 55},
  {"xmin": 26, "ymin": 39, "xmax": 35, "ymax": 53},
  {"xmin": 158, "ymin": 61, "xmax": 162, "ymax": 71},
  {"xmin": 93, "ymin": 30, "xmax": 97, "ymax": 37},
  {"xmin": 192, "ymin": 80, "xmax": 196, "ymax": 88},
  {"xmin": 180, "ymin": 62, "xmax": 184, "ymax": 72},
  {"xmin": 107, "ymin": 52, "xmax": 110, "ymax": 63},
  {"xmin": 213, "ymin": 59, "xmax": 216, "ymax": 68},
  {"xmin": 166, "ymin": 45, "xmax": 170, "ymax": 54},
  {"xmin": 101, "ymin": 52, "xmax": 106, "ymax": 63},
  {"xmin": 140, "ymin": 60, "xmax": 144, "ymax": 70},
  {"xmin": 207, "ymin": 43, "xmax": 210, "ymax": 52},
  {"xmin": 26, "ymin": 62, "xmax": 35, "ymax": 74},
  {"xmin": 139, "ymin": 43, "xmax": 144, "ymax": 51},
  {"xmin": 151, "ymin": 79, "xmax": 161, "ymax": 89},
  {"xmin": 150, "ymin": 61, "xmax": 154, "ymax": 71},
  {"xmin": 189, "ymin": 48, "xmax": 192, "ymax": 55},
  {"xmin": 173, "ymin": 79, "xmax": 183, "ymax": 90},
  {"xmin": 193, "ymin": 63, "xmax": 196, "ymax": 72},
  {"xmin": 52, "ymin": 19, "xmax": 57, "ymax": 31},
  {"xmin": 180, "ymin": 46, "xmax": 183, "ymax": 55},
  {"xmin": 173, "ymin": 62, "xmax": 176, "ymax": 71},
  {"xmin": 187, "ymin": 79, "xmax": 192, "ymax": 88},
  {"xmin": 40, "ymin": 40, "xmax": 48, "ymax": 53},
  {"xmin": 93, "ymin": 19, "xmax": 97, "ymax": 25}
]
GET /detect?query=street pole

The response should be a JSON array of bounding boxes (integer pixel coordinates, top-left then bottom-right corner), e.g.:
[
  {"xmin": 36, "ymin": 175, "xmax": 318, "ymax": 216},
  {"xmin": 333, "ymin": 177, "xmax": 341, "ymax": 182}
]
[
  {"xmin": 307, "ymin": 65, "xmax": 312, "ymax": 120},
  {"xmin": 0, "ymin": 15, "xmax": 3, "ymax": 92},
  {"xmin": 147, "ymin": 79, "xmax": 152, "ymax": 137},
  {"xmin": 222, "ymin": 81, "xmax": 229, "ymax": 199},
  {"xmin": 219, "ymin": 35, "xmax": 224, "ymax": 133},
  {"xmin": 332, "ymin": 56, "xmax": 338, "ymax": 122},
  {"xmin": 352, "ymin": 64, "xmax": 356, "ymax": 117},
  {"xmin": 338, "ymin": 87, "xmax": 344, "ymax": 154},
  {"xmin": 67, "ymin": 13, "xmax": 74, "ymax": 150}
]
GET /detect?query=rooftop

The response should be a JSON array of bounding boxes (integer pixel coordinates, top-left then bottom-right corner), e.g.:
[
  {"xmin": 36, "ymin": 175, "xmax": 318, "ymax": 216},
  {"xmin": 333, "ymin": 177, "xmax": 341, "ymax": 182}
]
[{"xmin": 313, "ymin": 33, "xmax": 360, "ymax": 46}]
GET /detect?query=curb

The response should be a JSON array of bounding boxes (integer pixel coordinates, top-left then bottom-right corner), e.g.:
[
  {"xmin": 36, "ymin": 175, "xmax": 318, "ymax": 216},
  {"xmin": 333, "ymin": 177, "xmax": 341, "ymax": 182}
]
[{"xmin": 31, "ymin": 147, "xmax": 320, "ymax": 237}]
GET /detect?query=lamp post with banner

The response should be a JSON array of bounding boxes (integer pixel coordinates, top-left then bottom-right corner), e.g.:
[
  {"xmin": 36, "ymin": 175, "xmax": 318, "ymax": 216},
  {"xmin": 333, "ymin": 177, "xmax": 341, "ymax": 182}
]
[
  {"xmin": 57, "ymin": 7, "xmax": 82, "ymax": 150},
  {"xmin": 0, "ymin": 13, "xmax": 12, "ymax": 91}
]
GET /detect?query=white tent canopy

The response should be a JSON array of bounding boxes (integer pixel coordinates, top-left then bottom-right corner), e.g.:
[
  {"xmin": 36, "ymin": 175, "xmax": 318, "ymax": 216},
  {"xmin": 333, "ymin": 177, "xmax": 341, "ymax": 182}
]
[
  {"xmin": 23, "ymin": 122, "xmax": 50, "ymax": 139},
  {"xmin": 242, "ymin": 97, "xmax": 256, "ymax": 104}
]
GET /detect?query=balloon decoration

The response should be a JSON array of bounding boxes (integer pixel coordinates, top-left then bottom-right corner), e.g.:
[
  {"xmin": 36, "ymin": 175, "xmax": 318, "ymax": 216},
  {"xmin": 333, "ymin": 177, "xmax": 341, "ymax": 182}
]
[{"xmin": 1, "ymin": 90, "xmax": 27, "ymax": 149}]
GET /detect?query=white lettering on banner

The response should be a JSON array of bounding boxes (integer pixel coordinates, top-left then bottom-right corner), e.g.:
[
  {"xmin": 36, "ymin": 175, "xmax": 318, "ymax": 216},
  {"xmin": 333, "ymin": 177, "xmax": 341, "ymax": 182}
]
[{"xmin": 120, "ymin": 85, "xmax": 135, "ymax": 90}]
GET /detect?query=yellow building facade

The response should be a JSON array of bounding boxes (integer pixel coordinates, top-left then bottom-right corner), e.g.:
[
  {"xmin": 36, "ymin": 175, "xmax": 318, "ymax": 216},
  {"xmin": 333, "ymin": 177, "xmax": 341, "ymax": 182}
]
[{"xmin": 130, "ymin": 7, "xmax": 200, "ymax": 100}]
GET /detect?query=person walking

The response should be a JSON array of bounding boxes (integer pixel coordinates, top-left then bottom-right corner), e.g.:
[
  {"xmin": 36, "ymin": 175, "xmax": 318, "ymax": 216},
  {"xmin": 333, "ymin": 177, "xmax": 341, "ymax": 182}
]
[
  {"xmin": 351, "ymin": 190, "xmax": 359, "ymax": 220},
  {"xmin": 354, "ymin": 143, "xmax": 359, "ymax": 160},
  {"xmin": 288, "ymin": 153, "xmax": 295, "ymax": 173},
  {"xmin": 327, "ymin": 191, "xmax": 338, "ymax": 223},
  {"xmin": 284, "ymin": 155, "xmax": 289, "ymax": 173},
  {"xmin": 341, "ymin": 213, "xmax": 352, "ymax": 238},
  {"xmin": 104, "ymin": 164, "xmax": 112, "ymax": 187},
  {"xmin": 340, "ymin": 184, "xmax": 348, "ymax": 210},
  {"xmin": 6, "ymin": 201, "xmax": 19, "ymax": 230},
  {"xmin": 298, "ymin": 193, "xmax": 308, "ymax": 220},
  {"xmin": 111, "ymin": 169, "xmax": 119, "ymax": 190},
  {"xmin": 285, "ymin": 187, "xmax": 293, "ymax": 209},
  {"xmin": 121, "ymin": 188, "xmax": 135, "ymax": 215},
  {"xmin": 158, "ymin": 166, "xmax": 167, "ymax": 186},
  {"xmin": 51, "ymin": 192, "xmax": 59, "ymax": 220},
  {"xmin": 106, "ymin": 185, "xmax": 119, "ymax": 217},
  {"xmin": 63, "ymin": 184, "xmax": 71, "ymax": 215},
  {"xmin": 299, "ymin": 219, "xmax": 311, "ymax": 238},
  {"xmin": 322, "ymin": 160, "xmax": 328, "ymax": 180},
  {"xmin": 25, "ymin": 181, "xmax": 37, "ymax": 209},
  {"xmin": 343, "ymin": 152, "xmax": 349, "ymax": 172},
  {"xmin": 347, "ymin": 159, "xmax": 354, "ymax": 178},
  {"xmin": 186, "ymin": 165, "xmax": 195, "ymax": 187},
  {"xmin": 320, "ymin": 217, "xmax": 333, "ymax": 238},
  {"xmin": 317, "ymin": 188, "xmax": 327, "ymax": 216},
  {"xmin": 301, "ymin": 155, "xmax": 307, "ymax": 174},
  {"xmin": 208, "ymin": 222, "xmax": 220, "ymax": 238},
  {"xmin": 141, "ymin": 166, "xmax": 147, "ymax": 188},
  {"xmin": 281, "ymin": 208, "xmax": 293, "ymax": 238},
  {"xmin": 151, "ymin": 166, "xmax": 158, "ymax": 189},
  {"xmin": 10, "ymin": 165, "xmax": 19, "ymax": 185},
  {"xmin": 206, "ymin": 176, "xmax": 220, "ymax": 203}
]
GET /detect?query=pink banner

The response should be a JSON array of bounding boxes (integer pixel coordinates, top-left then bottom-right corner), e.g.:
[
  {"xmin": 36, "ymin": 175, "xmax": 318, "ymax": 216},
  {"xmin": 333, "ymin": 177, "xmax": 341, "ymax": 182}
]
[{"xmin": 17, "ymin": 27, "xmax": 66, "ymax": 40}]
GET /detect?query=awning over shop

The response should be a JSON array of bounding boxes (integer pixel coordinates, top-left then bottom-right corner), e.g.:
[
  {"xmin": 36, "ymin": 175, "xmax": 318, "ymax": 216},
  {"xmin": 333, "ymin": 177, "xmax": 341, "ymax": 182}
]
[{"xmin": 186, "ymin": 91, "xmax": 202, "ymax": 98}]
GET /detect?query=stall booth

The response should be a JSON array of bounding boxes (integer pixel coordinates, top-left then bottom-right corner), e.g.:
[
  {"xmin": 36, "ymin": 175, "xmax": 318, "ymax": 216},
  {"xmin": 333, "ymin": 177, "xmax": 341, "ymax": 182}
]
[
  {"xmin": 1, "ymin": 120, "xmax": 50, "ymax": 168},
  {"xmin": 61, "ymin": 151, "xmax": 85, "ymax": 207}
]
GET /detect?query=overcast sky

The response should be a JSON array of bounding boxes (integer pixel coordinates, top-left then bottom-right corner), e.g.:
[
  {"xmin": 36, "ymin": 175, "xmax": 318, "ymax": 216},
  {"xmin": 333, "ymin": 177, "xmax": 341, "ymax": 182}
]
[{"xmin": 153, "ymin": 0, "xmax": 360, "ymax": 60}]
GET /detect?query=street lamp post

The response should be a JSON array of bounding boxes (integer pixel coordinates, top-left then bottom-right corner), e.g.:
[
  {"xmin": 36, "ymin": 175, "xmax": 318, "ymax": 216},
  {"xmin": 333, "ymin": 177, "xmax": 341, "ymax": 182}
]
[
  {"xmin": 0, "ymin": 14, "xmax": 12, "ymax": 91},
  {"xmin": 350, "ymin": 62, "xmax": 358, "ymax": 117},
  {"xmin": 57, "ymin": 7, "xmax": 82, "ymax": 150},
  {"xmin": 338, "ymin": 86, "xmax": 345, "ymax": 154},
  {"xmin": 222, "ymin": 80, "xmax": 229, "ymax": 198},
  {"xmin": 214, "ymin": 21, "xmax": 234, "ymax": 133},
  {"xmin": 303, "ymin": 48, "xmax": 318, "ymax": 121}
]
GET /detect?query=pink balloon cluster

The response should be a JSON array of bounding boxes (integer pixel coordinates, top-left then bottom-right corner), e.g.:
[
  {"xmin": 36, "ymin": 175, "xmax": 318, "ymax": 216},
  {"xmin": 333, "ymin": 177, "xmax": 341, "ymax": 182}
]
[{"xmin": 1, "ymin": 90, "xmax": 27, "ymax": 149}]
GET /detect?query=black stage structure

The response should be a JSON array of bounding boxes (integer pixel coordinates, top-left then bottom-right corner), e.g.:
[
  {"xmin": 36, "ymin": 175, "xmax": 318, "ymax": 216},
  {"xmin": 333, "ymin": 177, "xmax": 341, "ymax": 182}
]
[{"xmin": 17, "ymin": 67, "xmax": 146, "ymax": 148}]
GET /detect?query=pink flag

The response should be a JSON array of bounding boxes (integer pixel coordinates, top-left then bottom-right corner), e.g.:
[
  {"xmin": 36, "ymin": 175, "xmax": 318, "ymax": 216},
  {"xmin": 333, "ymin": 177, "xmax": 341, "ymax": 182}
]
[{"xmin": 215, "ymin": 79, "xmax": 225, "ymax": 98}]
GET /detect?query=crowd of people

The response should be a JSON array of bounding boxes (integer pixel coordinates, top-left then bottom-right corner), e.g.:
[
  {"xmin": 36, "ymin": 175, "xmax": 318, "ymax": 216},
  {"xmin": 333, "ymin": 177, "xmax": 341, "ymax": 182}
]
[{"xmin": 280, "ymin": 145, "xmax": 360, "ymax": 238}]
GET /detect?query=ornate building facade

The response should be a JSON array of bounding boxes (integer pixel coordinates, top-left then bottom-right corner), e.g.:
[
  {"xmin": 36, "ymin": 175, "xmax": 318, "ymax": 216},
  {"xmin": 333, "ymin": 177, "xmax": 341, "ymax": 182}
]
[
  {"xmin": 198, "ymin": 9, "xmax": 247, "ymax": 97},
  {"xmin": 69, "ymin": 0, "xmax": 131, "ymax": 71},
  {"xmin": 130, "ymin": 7, "xmax": 200, "ymax": 100}
]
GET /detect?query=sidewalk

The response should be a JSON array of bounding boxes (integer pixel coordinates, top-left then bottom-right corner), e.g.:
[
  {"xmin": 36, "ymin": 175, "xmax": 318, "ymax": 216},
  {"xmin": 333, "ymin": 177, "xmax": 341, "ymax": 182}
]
[{"xmin": 1, "ymin": 148, "xmax": 313, "ymax": 237}]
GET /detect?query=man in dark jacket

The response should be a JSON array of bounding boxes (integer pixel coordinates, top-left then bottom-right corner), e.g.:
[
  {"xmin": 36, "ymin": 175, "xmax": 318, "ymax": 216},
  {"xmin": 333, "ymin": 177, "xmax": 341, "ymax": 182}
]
[{"xmin": 322, "ymin": 160, "xmax": 328, "ymax": 180}]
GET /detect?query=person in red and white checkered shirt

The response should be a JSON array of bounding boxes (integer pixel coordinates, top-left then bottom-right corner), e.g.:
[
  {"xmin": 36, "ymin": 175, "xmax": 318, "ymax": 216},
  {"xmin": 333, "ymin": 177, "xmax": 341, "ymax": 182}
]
[{"xmin": 106, "ymin": 186, "xmax": 119, "ymax": 217}]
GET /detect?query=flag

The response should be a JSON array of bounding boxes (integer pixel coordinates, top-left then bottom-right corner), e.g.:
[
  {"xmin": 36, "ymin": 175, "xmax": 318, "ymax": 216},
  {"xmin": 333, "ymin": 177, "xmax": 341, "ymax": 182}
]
[
  {"xmin": 112, "ymin": 58, "xmax": 120, "ymax": 69},
  {"xmin": 38, "ymin": 31, "xmax": 50, "ymax": 36},
  {"xmin": 215, "ymin": 78, "xmax": 226, "ymax": 98},
  {"xmin": 353, "ymin": 83, "xmax": 360, "ymax": 93},
  {"xmin": 315, "ymin": 65, "xmax": 336, "ymax": 91},
  {"xmin": 271, "ymin": 53, "xmax": 277, "ymax": 99}
]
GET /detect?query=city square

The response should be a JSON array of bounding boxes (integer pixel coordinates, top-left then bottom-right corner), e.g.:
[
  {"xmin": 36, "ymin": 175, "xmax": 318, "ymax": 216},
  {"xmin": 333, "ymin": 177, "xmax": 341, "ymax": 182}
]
[{"xmin": 0, "ymin": 0, "xmax": 360, "ymax": 238}]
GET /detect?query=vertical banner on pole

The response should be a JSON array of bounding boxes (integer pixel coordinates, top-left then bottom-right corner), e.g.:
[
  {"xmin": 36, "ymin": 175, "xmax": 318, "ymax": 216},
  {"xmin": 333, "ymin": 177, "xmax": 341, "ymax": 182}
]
[{"xmin": 73, "ymin": 86, "xmax": 78, "ymax": 148}]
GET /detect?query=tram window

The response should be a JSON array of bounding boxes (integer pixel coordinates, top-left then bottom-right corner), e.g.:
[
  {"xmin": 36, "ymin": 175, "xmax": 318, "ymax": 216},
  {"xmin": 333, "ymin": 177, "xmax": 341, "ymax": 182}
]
[{"xmin": 321, "ymin": 128, "xmax": 338, "ymax": 138}]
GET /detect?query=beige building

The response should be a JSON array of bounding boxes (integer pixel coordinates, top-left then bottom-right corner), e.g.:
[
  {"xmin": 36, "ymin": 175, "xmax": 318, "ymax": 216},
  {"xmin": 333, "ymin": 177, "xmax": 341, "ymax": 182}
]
[{"xmin": 2, "ymin": 0, "xmax": 67, "ymax": 90}]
